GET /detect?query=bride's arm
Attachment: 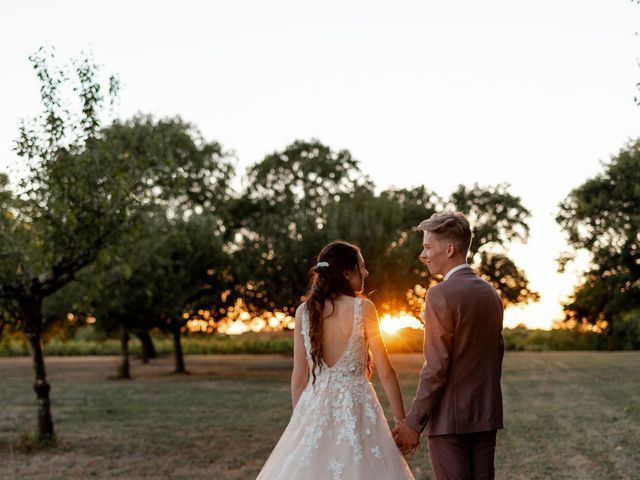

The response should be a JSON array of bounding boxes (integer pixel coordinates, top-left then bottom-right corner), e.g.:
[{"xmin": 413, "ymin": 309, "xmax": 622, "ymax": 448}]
[
  {"xmin": 291, "ymin": 306, "xmax": 309, "ymax": 409},
  {"xmin": 362, "ymin": 299, "xmax": 406, "ymax": 424}
]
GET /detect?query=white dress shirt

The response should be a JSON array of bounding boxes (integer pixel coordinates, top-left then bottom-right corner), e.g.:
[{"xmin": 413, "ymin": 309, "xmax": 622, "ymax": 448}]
[{"xmin": 443, "ymin": 263, "xmax": 471, "ymax": 281}]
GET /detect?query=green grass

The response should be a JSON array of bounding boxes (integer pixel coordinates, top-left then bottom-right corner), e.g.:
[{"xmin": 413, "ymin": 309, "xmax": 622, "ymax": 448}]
[{"xmin": 0, "ymin": 353, "xmax": 638, "ymax": 479}]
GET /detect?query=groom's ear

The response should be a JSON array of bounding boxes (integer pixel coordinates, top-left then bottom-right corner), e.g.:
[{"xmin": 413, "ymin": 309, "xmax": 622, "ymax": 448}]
[{"xmin": 446, "ymin": 243, "xmax": 456, "ymax": 258}]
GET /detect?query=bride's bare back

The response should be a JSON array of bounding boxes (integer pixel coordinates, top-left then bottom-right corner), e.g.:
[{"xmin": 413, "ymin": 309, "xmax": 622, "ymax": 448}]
[{"xmin": 320, "ymin": 295, "xmax": 356, "ymax": 368}]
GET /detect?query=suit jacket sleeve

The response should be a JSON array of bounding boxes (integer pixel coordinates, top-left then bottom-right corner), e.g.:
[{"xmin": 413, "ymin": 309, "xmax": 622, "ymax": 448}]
[
  {"xmin": 498, "ymin": 330, "xmax": 505, "ymax": 376},
  {"xmin": 497, "ymin": 292, "xmax": 504, "ymax": 376},
  {"xmin": 405, "ymin": 286, "xmax": 454, "ymax": 433}
]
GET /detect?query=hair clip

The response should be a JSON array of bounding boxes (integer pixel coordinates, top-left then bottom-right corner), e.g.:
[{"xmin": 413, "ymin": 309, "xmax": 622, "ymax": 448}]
[{"xmin": 316, "ymin": 261, "xmax": 329, "ymax": 268}]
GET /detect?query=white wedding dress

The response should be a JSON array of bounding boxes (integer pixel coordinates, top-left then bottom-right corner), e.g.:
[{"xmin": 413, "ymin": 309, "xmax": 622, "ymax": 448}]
[{"xmin": 257, "ymin": 297, "xmax": 415, "ymax": 480}]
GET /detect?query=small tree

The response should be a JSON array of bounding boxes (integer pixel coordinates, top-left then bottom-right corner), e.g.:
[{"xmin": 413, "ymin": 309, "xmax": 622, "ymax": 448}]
[
  {"xmin": 151, "ymin": 214, "xmax": 230, "ymax": 373},
  {"xmin": 0, "ymin": 48, "xmax": 124, "ymax": 441},
  {"xmin": 92, "ymin": 213, "xmax": 229, "ymax": 376}
]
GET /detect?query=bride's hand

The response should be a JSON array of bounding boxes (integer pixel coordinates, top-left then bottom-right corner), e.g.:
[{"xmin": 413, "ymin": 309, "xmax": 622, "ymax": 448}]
[{"xmin": 392, "ymin": 421, "xmax": 420, "ymax": 455}]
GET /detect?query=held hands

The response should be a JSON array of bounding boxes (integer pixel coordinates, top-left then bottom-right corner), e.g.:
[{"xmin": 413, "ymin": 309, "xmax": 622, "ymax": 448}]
[{"xmin": 392, "ymin": 420, "xmax": 420, "ymax": 456}]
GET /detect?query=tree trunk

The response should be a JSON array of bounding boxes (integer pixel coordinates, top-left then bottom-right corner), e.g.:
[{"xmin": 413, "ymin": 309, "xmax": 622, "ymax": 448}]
[
  {"xmin": 22, "ymin": 297, "xmax": 55, "ymax": 442},
  {"xmin": 607, "ymin": 320, "xmax": 614, "ymax": 351},
  {"xmin": 118, "ymin": 323, "xmax": 131, "ymax": 379},
  {"xmin": 136, "ymin": 331, "xmax": 157, "ymax": 364},
  {"xmin": 171, "ymin": 320, "xmax": 186, "ymax": 374}
]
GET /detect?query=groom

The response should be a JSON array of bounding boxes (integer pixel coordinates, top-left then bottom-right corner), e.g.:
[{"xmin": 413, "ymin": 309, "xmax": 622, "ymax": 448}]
[{"xmin": 393, "ymin": 212, "xmax": 504, "ymax": 479}]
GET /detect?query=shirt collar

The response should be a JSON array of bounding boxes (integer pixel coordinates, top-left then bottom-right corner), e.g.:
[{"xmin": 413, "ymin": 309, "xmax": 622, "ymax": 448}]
[{"xmin": 444, "ymin": 263, "xmax": 471, "ymax": 281}]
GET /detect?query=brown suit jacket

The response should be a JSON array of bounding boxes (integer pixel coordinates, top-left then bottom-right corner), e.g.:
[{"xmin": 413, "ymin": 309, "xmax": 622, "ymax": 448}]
[{"xmin": 405, "ymin": 266, "xmax": 504, "ymax": 436}]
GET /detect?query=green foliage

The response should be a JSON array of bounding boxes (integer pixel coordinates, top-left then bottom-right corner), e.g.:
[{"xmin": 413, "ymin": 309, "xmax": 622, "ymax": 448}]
[
  {"xmin": 1, "ymin": 48, "xmax": 130, "ymax": 304},
  {"xmin": 450, "ymin": 183, "xmax": 539, "ymax": 306},
  {"xmin": 502, "ymin": 327, "xmax": 605, "ymax": 351},
  {"xmin": 1, "ymin": 50, "xmax": 235, "ymax": 312},
  {"xmin": 4, "ymin": 325, "xmax": 630, "ymax": 356},
  {"xmin": 230, "ymin": 139, "xmax": 373, "ymax": 311},
  {"xmin": 232, "ymin": 141, "xmax": 538, "ymax": 316},
  {"xmin": 0, "ymin": 330, "xmax": 294, "ymax": 356},
  {"xmin": 611, "ymin": 309, "xmax": 640, "ymax": 350},
  {"xmin": 88, "ymin": 214, "xmax": 228, "ymax": 331},
  {"xmin": 39, "ymin": 115, "xmax": 235, "ymax": 337},
  {"xmin": 100, "ymin": 115, "xmax": 234, "ymax": 217},
  {"xmin": 557, "ymin": 140, "xmax": 640, "ymax": 341},
  {"xmin": 0, "ymin": 47, "xmax": 237, "ymax": 438},
  {"xmin": 243, "ymin": 139, "xmax": 372, "ymax": 210},
  {"xmin": 324, "ymin": 186, "xmax": 438, "ymax": 314}
]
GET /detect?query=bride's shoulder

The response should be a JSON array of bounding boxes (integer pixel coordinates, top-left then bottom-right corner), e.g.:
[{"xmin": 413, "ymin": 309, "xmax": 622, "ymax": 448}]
[
  {"xmin": 357, "ymin": 296, "xmax": 374, "ymax": 307},
  {"xmin": 293, "ymin": 303, "xmax": 308, "ymax": 332},
  {"xmin": 294, "ymin": 301, "xmax": 309, "ymax": 319},
  {"xmin": 358, "ymin": 297, "xmax": 378, "ymax": 318}
]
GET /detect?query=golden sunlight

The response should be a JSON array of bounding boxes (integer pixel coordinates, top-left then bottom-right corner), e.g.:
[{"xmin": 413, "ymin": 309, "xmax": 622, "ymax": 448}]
[
  {"xmin": 206, "ymin": 304, "xmax": 296, "ymax": 335},
  {"xmin": 218, "ymin": 320, "xmax": 251, "ymax": 335},
  {"xmin": 379, "ymin": 313, "xmax": 422, "ymax": 335}
]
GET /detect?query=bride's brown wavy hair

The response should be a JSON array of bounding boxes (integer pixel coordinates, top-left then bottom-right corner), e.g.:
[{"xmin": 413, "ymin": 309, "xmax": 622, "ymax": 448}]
[{"xmin": 305, "ymin": 240, "xmax": 371, "ymax": 384}]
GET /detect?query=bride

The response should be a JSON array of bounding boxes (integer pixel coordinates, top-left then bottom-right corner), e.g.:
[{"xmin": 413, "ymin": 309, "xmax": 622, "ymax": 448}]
[{"xmin": 257, "ymin": 240, "xmax": 415, "ymax": 479}]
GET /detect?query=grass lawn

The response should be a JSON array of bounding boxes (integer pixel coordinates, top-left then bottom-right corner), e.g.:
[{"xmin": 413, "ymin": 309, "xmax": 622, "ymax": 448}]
[{"xmin": 0, "ymin": 352, "xmax": 638, "ymax": 479}]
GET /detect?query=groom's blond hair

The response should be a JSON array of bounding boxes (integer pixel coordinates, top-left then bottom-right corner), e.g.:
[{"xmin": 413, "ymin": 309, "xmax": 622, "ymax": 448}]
[{"xmin": 418, "ymin": 212, "xmax": 472, "ymax": 257}]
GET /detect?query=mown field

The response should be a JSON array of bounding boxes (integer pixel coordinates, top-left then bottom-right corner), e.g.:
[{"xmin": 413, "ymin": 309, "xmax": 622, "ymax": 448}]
[{"xmin": 1, "ymin": 352, "xmax": 638, "ymax": 480}]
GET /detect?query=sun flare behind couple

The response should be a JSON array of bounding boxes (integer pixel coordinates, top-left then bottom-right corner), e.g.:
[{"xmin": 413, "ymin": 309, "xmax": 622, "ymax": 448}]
[{"xmin": 257, "ymin": 212, "xmax": 504, "ymax": 480}]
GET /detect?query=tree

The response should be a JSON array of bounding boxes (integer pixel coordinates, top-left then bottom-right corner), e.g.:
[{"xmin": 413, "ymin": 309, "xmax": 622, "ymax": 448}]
[
  {"xmin": 231, "ymin": 142, "xmax": 538, "ymax": 319},
  {"xmin": 230, "ymin": 139, "xmax": 372, "ymax": 312},
  {"xmin": 86, "ymin": 213, "xmax": 230, "ymax": 376},
  {"xmin": 49, "ymin": 111, "xmax": 236, "ymax": 378},
  {"xmin": 0, "ymin": 49, "xmax": 124, "ymax": 441},
  {"xmin": 557, "ymin": 140, "xmax": 640, "ymax": 348},
  {"xmin": 327, "ymin": 183, "xmax": 538, "ymax": 316},
  {"xmin": 150, "ymin": 214, "xmax": 231, "ymax": 373},
  {"xmin": 449, "ymin": 183, "xmax": 539, "ymax": 306},
  {"xmin": 0, "ymin": 48, "xmax": 234, "ymax": 440},
  {"xmin": 87, "ymin": 116, "xmax": 234, "ymax": 375}
]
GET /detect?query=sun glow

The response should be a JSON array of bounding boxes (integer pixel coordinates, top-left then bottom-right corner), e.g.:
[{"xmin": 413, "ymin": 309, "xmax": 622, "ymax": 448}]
[{"xmin": 379, "ymin": 313, "xmax": 422, "ymax": 335}]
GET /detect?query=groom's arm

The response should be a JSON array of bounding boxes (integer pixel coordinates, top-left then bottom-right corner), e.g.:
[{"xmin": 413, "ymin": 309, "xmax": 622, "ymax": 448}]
[
  {"xmin": 498, "ymin": 331, "xmax": 505, "ymax": 377},
  {"xmin": 405, "ymin": 286, "xmax": 454, "ymax": 433}
]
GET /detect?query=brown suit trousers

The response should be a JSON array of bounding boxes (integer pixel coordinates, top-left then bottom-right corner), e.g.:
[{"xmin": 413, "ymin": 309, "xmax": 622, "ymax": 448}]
[
  {"xmin": 405, "ymin": 266, "xmax": 504, "ymax": 479},
  {"xmin": 429, "ymin": 430, "xmax": 497, "ymax": 480}
]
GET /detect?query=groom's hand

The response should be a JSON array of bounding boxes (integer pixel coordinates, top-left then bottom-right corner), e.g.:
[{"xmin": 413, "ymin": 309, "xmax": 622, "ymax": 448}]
[{"xmin": 392, "ymin": 422, "xmax": 420, "ymax": 455}]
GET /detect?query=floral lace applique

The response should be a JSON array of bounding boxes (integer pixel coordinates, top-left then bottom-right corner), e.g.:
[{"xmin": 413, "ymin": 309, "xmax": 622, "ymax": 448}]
[
  {"xmin": 371, "ymin": 446, "xmax": 384, "ymax": 459},
  {"xmin": 328, "ymin": 458, "xmax": 345, "ymax": 480}
]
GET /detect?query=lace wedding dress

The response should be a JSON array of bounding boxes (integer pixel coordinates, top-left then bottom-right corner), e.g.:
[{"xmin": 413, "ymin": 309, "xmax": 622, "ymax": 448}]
[{"xmin": 257, "ymin": 297, "xmax": 415, "ymax": 480}]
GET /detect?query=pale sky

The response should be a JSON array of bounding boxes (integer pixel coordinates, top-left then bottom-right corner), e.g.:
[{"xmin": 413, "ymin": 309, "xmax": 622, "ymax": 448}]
[{"xmin": 2, "ymin": 0, "xmax": 639, "ymax": 329}]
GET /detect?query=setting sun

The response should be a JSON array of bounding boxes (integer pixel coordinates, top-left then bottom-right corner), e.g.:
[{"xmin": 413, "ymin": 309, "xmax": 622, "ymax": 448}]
[{"xmin": 379, "ymin": 313, "xmax": 423, "ymax": 335}]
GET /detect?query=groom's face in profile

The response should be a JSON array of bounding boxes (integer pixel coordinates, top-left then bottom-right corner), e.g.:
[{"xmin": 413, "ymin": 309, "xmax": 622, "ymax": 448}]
[{"xmin": 420, "ymin": 231, "xmax": 447, "ymax": 276}]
